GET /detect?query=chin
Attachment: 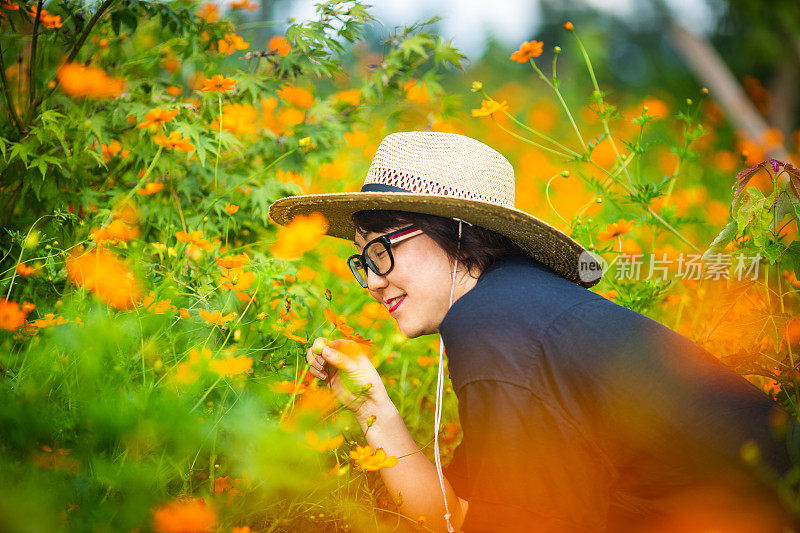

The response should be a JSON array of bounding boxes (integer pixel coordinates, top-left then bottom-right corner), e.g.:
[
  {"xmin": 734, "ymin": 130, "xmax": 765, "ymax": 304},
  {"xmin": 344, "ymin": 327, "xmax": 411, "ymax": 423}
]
[{"xmin": 396, "ymin": 318, "xmax": 437, "ymax": 339}]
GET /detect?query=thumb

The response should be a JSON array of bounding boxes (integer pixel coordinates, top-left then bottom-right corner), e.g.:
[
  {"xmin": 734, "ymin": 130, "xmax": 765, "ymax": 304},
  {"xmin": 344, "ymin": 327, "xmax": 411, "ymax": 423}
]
[{"xmin": 319, "ymin": 345, "xmax": 349, "ymax": 369}]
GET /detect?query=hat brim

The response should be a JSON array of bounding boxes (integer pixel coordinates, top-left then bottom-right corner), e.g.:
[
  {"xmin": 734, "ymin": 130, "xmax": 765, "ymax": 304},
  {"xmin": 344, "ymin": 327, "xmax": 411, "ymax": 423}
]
[{"xmin": 269, "ymin": 192, "xmax": 602, "ymax": 288}]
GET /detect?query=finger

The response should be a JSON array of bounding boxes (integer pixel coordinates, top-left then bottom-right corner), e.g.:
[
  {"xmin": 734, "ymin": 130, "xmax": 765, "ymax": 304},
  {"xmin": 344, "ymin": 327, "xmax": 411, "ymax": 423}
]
[
  {"xmin": 308, "ymin": 367, "xmax": 328, "ymax": 380},
  {"xmin": 319, "ymin": 346, "xmax": 347, "ymax": 369},
  {"xmin": 311, "ymin": 337, "xmax": 328, "ymax": 355}
]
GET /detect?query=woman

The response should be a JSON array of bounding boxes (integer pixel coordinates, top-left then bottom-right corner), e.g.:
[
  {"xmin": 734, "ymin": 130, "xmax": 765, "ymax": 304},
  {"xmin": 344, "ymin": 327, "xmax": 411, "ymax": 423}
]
[{"xmin": 269, "ymin": 131, "xmax": 797, "ymax": 532}]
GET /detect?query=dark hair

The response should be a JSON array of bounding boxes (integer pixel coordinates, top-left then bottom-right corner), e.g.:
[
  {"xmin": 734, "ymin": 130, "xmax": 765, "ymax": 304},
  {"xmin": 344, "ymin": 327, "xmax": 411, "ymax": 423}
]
[{"xmin": 351, "ymin": 210, "xmax": 526, "ymax": 275}]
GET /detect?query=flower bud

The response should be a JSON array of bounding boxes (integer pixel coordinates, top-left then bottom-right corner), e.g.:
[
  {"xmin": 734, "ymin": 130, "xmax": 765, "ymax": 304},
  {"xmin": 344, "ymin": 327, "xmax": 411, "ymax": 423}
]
[
  {"xmin": 471, "ymin": 81, "xmax": 483, "ymax": 92},
  {"xmin": 564, "ymin": 21, "xmax": 574, "ymax": 31},
  {"xmin": 554, "ymin": 46, "xmax": 561, "ymax": 53}
]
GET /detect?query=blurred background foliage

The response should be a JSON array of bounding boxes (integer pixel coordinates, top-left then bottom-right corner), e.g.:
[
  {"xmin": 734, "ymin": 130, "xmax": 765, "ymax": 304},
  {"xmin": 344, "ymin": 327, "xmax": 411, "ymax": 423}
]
[{"xmin": 1, "ymin": 0, "xmax": 800, "ymax": 531}]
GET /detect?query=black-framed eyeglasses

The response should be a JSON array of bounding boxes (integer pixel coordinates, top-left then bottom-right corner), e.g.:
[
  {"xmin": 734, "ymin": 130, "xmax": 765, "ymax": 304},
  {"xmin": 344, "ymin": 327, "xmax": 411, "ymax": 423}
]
[{"xmin": 347, "ymin": 225, "xmax": 423, "ymax": 288}]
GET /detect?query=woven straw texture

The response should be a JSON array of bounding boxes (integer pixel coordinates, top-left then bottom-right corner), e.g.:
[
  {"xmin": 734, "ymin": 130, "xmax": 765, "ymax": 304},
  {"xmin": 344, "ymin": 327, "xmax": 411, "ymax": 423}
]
[{"xmin": 269, "ymin": 132, "xmax": 601, "ymax": 288}]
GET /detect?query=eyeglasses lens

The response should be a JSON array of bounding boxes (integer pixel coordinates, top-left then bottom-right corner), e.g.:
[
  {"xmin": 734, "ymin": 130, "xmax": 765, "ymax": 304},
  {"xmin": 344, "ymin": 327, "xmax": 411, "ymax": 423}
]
[
  {"xmin": 365, "ymin": 241, "xmax": 392, "ymax": 275},
  {"xmin": 348, "ymin": 256, "xmax": 368, "ymax": 288}
]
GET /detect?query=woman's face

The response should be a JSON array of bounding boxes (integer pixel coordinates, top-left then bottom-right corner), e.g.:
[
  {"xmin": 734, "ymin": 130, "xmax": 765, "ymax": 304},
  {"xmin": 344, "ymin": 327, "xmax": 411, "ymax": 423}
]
[{"xmin": 354, "ymin": 228, "xmax": 478, "ymax": 338}]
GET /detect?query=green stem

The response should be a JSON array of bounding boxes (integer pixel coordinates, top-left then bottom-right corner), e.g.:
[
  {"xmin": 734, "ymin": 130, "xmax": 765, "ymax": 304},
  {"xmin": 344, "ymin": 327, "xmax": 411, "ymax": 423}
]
[
  {"xmin": 199, "ymin": 147, "xmax": 298, "ymax": 220},
  {"xmin": 5, "ymin": 215, "xmax": 50, "ymax": 299},
  {"xmin": 528, "ymin": 59, "xmax": 587, "ymax": 152},
  {"xmin": 570, "ymin": 30, "xmax": 633, "ymax": 186},
  {"xmin": 499, "ymin": 107, "xmax": 580, "ymax": 158},
  {"xmin": 191, "ymin": 376, "xmax": 222, "ymax": 412},
  {"xmin": 489, "ymin": 116, "xmax": 571, "ymax": 159},
  {"xmin": 544, "ymin": 175, "xmax": 569, "ymax": 226},
  {"xmin": 214, "ymin": 94, "xmax": 222, "ymax": 190}
]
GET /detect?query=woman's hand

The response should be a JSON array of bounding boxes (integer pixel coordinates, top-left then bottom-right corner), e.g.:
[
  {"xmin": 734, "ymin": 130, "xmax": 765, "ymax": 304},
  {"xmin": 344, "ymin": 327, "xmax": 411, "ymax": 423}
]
[{"xmin": 306, "ymin": 338, "xmax": 388, "ymax": 421}]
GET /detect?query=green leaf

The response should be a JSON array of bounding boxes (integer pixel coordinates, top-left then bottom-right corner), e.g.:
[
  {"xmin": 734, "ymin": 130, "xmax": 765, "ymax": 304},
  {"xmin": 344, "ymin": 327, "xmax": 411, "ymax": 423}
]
[
  {"xmin": 786, "ymin": 241, "xmax": 800, "ymax": 280},
  {"xmin": 400, "ymin": 34, "xmax": 430, "ymax": 60},
  {"xmin": 703, "ymin": 221, "xmax": 737, "ymax": 260},
  {"xmin": 762, "ymin": 243, "xmax": 784, "ymax": 264}
]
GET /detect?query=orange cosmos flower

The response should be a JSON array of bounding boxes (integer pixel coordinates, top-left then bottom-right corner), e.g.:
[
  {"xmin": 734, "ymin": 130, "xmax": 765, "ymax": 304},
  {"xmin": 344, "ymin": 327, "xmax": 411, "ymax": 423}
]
[
  {"xmin": 27, "ymin": 313, "xmax": 71, "ymax": 329},
  {"xmin": 196, "ymin": 2, "xmax": 219, "ymax": 22},
  {"xmin": 641, "ymin": 98, "xmax": 669, "ymax": 120},
  {"xmin": 231, "ymin": 0, "xmax": 258, "ymax": 10},
  {"xmin": 142, "ymin": 291, "xmax": 175, "ymax": 314},
  {"xmin": 510, "ymin": 40, "xmax": 544, "ymax": 63},
  {"xmin": 213, "ymin": 476, "xmax": 241, "ymax": 495},
  {"xmin": 217, "ymin": 268, "xmax": 255, "ymax": 291},
  {"xmin": 268, "ymin": 35, "xmax": 291, "ymax": 56},
  {"xmin": 471, "ymin": 99, "xmax": 509, "ymax": 118},
  {"xmin": 201, "ymin": 75, "xmax": 237, "ymax": 93},
  {"xmin": 165, "ymin": 85, "xmax": 183, "ymax": 97},
  {"xmin": 402, "ymin": 79, "xmax": 429, "ymax": 104},
  {"xmin": 217, "ymin": 33, "xmax": 249, "ymax": 55},
  {"xmin": 344, "ymin": 130, "xmax": 368, "ymax": 147},
  {"xmin": 276, "ymin": 108, "xmax": 304, "ymax": 129},
  {"xmin": 21, "ymin": 302, "xmax": 35, "ymax": 313},
  {"xmin": 66, "ymin": 248, "xmax": 142, "ymax": 310},
  {"xmin": 305, "ymin": 431, "xmax": 344, "ymax": 452},
  {"xmin": 56, "ymin": 63, "xmax": 125, "ymax": 99},
  {"xmin": 272, "ymin": 212, "xmax": 328, "ymax": 260},
  {"xmin": 30, "ymin": 6, "xmax": 62, "ymax": 28},
  {"xmin": 598, "ymin": 219, "xmax": 634, "ymax": 242},
  {"xmin": 175, "ymin": 230, "xmax": 215, "ymax": 252},
  {"xmin": 277, "ymin": 84, "xmax": 314, "ymax": 109},
  {"xmin": 296, "ymin": 265, "xmax": 317, "ymax": 282},
  {"xmin": 137, "ymin": 108, "xmax": 178, "ymax": 129},
  {"xmin": 153, "ymin": 131, "xmax": 195, "ymax": 152},
  {"xmin": 198, "ymin": 309, "xmax": 236, "ymax": 326},
  {"xmin": 334, "ymin": 88, "xmax": 361, "ymax": 106},
  {"xmin": 153, "ymin": 498, "xmax": 217, "ymax": 533},
  {"xmin": 281, "ymin": 323, "xmax": 308, "ymax": 343},
  {"xmin": 349, "ymin": 445, "xmax": 398, "ymax": 471},
  {"xmin": 137, "ymin": 182, "xmax": 165, "ymax": 196},
  {"xmin": 224, "ymin": 202, "xmax": 239, "ymax": 215},
  {"xmin": 215, "ymin": 252, "xmax": 250, "ymax": 269},
  {"xmin": 208, "ymin": 355, "xmax": 252, "ymax": 377},
  {"xmin": 90, "ymin": 218, "xmax": 140, "ymax": 243},
  {"xmin": 231, "ymin": 527, "xmax": 252, "ymax": 533},
  {"xmin": 0, "ymin": 298, "xmax": 27, "ymax": 330},
  {"xmin": 15, "ymin": 262, "xmax": 34, "ymax": 276},
  {"xmin": 210, "ymin": 103, "xmax": 258, "ymax": 135},
  {"xmin": 101, "ymin": 140, "xmax": 130, "ymax": 162}
]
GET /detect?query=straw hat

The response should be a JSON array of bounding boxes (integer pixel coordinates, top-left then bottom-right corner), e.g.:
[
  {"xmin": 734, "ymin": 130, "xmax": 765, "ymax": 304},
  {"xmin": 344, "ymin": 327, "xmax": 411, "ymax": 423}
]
[{"xmin": 268, "ymin": 131, "xmax": 602, "ymax": 287}]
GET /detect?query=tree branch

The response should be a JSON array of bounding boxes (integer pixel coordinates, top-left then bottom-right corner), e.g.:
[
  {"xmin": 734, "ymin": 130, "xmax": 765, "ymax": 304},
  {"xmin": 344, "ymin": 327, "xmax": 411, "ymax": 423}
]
[
  {"xmin": 0, "ymin": 40, "xmax": 24, "ymax": 132},
  {"xmin": 28, "ymin": 0, "xmax": 45, "ymax": 120}
]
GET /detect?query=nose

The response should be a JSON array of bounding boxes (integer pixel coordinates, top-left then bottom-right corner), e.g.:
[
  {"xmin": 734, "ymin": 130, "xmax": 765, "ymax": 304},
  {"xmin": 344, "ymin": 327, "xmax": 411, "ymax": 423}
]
[{"xmin": 365, "ymin": 267, "xmax": 389, "ymax": 292}]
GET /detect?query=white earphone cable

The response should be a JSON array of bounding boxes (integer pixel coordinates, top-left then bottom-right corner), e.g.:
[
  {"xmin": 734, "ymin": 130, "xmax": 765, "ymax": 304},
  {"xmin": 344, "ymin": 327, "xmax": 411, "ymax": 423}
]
[{"xmin": 433, "ymin": 219, "xmax": 462, "ymax": 533}]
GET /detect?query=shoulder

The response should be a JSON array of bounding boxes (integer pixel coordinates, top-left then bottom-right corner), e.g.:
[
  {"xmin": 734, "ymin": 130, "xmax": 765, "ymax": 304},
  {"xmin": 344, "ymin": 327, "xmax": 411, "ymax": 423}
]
[
  {"xmin": 443, "ymin": 255, "xmax": 603, "ymax": 333},
  {"xmin": 440, "ymin": 256, "xmax": 604, "ymax": 391}
]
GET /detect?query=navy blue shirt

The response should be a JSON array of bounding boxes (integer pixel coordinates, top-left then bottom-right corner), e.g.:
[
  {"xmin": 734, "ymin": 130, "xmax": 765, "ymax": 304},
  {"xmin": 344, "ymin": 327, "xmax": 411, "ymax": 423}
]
[{"xmin": 440, "ymin": 256, "xmax": 797, "ymax": 532}]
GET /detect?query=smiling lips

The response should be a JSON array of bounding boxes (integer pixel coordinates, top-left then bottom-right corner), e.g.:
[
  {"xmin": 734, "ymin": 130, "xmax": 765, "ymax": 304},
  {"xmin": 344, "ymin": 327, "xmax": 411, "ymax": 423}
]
[{"xmin": 387, "ymin": 295, "xmax": 406, "ymax": 313}]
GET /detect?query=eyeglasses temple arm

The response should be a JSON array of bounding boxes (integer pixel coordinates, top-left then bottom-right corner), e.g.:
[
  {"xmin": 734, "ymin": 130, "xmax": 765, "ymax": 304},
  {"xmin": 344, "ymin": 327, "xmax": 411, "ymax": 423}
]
[{"xmin": 387, "ymin": 228, "xmax": 423, "ymax": 245}]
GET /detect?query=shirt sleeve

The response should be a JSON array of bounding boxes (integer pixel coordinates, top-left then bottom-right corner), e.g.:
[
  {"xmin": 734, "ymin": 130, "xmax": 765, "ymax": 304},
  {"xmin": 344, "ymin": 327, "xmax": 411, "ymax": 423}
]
[{"xmin": 445, "ymin": 379, "xmax": 615, "ymax": 533}]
